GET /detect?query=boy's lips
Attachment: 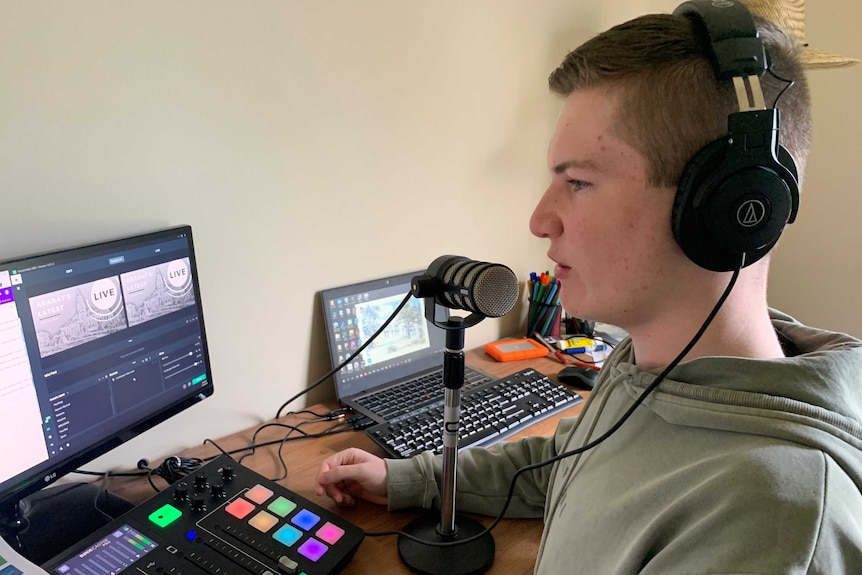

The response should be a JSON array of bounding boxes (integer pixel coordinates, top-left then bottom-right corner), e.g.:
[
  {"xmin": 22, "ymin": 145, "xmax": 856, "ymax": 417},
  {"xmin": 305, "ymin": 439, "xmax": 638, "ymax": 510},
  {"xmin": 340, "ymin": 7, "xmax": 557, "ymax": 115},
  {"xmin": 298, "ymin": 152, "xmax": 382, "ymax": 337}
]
[{"xmin": 552, "ymin": 262, "xmax": 571, "ymax": 278}]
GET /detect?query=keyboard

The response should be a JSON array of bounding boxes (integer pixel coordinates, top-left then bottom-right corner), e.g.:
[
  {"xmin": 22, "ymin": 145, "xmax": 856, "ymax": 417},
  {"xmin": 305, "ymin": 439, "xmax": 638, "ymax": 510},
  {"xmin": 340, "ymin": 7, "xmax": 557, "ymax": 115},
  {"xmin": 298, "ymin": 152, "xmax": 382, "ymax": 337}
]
[
  {"xmin": 365, "ymin": 368, "xmax": 583, "ymax": 458},
  {"xmin": 354, "ymin": 366, "xmax": 493, "ymax": 421}
]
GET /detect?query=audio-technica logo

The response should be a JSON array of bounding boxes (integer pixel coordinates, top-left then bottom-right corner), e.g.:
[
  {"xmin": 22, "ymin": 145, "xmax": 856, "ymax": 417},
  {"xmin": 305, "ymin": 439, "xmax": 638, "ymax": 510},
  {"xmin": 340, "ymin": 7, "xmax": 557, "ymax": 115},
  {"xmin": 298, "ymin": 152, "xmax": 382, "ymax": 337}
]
[
  {"xmin": 737, "ymin": 199, "xmax": 766, "ymax": 227},
  {"xmin": 712, "ymin": 0, "xmax": 735, "ymax": 7}
]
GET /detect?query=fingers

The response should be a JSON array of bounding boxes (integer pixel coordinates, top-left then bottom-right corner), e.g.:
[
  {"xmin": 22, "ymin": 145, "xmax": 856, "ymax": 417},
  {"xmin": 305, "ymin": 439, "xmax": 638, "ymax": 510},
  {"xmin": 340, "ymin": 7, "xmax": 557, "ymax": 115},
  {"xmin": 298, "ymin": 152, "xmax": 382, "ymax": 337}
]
[
  {"xmin": 315, "ymin": 448, "xmax": 361, "ymax": 492},
  {"xmin": 314, "ymin": 448, "xmax": 388, "ymax": 507},
  {"xmin": 320, "ymin": 482, "xmax": 356, "ymax": 507},
  {"xmin": 317, "ymin": 459, "xmax": 368, "ymax": 485},
  {"xmin": 316, "ymin": 448, "xmax": 379, "ymax": 487}
]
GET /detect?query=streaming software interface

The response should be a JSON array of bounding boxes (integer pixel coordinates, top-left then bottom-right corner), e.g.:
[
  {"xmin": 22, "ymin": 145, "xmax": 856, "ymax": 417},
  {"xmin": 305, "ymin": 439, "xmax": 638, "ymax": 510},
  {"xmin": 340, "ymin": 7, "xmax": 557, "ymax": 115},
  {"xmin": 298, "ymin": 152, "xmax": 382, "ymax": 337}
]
[{"xmin": 0, "ymin": 229, "xmax": 210, "ymax": 490}]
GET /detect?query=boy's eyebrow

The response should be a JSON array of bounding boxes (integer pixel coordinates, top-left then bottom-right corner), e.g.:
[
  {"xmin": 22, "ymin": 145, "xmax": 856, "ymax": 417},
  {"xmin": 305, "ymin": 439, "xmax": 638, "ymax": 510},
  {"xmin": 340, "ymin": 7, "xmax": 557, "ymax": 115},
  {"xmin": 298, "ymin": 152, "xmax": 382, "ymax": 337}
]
[{"xmin": 552, "ymin": 159, "xmax": 602, "ymax": 174}]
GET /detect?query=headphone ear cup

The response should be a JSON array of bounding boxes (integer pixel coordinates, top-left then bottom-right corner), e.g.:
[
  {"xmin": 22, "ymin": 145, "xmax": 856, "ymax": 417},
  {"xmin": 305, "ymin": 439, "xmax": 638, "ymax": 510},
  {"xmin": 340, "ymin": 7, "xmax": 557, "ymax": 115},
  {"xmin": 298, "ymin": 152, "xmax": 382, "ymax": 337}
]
[
  {"xmin": 672, "ymin": 137, "xmax": 796, "ymax": 272},
  {"xmin": 672, "ymin": 138, "xmax": 729, "ymax": 270},
  {"xmin": 776, "ymin": 144, "xmax": 800, "ymax": 197}
]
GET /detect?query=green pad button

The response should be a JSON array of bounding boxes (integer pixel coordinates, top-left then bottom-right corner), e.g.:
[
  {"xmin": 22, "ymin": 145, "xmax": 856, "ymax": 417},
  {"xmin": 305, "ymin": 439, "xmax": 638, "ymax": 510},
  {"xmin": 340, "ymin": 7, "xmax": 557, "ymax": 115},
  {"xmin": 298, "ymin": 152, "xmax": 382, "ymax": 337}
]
[
  {"xmin": 149, "ymin": 503, "xmax": 182, "ymax": 527},
  {"xmin": 268, "ymin": 496, "xmax": 297, "ymax": 517}
]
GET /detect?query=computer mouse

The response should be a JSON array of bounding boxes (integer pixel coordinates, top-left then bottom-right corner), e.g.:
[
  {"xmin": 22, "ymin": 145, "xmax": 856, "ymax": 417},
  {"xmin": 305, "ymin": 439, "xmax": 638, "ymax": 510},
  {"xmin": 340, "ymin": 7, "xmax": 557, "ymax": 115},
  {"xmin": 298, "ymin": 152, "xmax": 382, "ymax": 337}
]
[{"xmin": 557, "ymin": 365, "xmax": 599, "ymax": 390}]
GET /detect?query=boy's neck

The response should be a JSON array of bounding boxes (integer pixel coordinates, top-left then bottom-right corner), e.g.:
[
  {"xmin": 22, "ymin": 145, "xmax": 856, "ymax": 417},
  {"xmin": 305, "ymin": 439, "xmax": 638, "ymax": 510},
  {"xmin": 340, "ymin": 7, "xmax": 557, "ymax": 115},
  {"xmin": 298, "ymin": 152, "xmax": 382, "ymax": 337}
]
[{"xmin": 626, "ymin": 270, "xmax": 784, "ymax": 371}]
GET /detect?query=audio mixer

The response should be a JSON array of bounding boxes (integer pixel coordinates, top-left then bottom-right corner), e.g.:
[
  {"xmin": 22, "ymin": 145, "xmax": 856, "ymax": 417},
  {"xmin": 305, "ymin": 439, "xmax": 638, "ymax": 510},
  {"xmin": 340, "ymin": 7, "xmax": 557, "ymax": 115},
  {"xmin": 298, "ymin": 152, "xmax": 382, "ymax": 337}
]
[{"xmin": 42, "ymin": 455, "xmax": 364, "ymax": 575}]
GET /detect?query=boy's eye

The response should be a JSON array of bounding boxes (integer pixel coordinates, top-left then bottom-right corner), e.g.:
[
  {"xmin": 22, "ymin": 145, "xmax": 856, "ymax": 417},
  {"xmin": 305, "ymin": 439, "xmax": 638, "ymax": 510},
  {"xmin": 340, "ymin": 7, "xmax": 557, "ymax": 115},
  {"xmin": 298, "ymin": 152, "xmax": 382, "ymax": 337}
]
[{"xmin": 568, "ymin": 179, "xmax": 591, "ymax": 191}]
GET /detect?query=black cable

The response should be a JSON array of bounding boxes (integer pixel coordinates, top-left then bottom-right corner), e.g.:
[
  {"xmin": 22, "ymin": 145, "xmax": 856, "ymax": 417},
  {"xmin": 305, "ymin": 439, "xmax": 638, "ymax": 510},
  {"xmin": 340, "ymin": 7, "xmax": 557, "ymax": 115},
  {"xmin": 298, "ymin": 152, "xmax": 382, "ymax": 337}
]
[
  {"xmin": 267, "ymin": 419, "xmax": 353, "ymax": 482},
  {"xmin": 295, "ymin": 407, "xmax": 353, "ymax": 423},
  {"xmin": 234, "ymin": 408, "xmax": 353, "ymax": 471},
  {"xmin": 239, "ymin": 421, "xmax": 315, "ymax": 461},
  {"xmin": 294, "ymin": 407, "xmax": 352, "ymax": 420},
  {"xmin": 275, "ymin": 290, "xmax": 414, "ymax": 419},
  {"xmin": 268, "ymin": 428, "xmax": 303, "ymax": 481},
  {"xmin": 767, "ymin": 68, "xmax": 794, "ymax": 108},
  {"xmin": 140, "ymin": 455, "xmax": 205, "ymax": 492},
  {"xmin": 367, "ymin": 261, "xmax": 743, "ymax": 545},
  {"xmin": 72, "ymin": 469, "xmax": 148, "ymax": 478},
  {"xmin": 92, "ymin": 471, "xmax": 114, "ymax": 522},
  {"xmin": 203, "ymin": 438, "xmax": 235, "ymax": 460},
  {"xmin": 73, "ymin": 414, "xmax": 358, "ymax": 494},
  {"xmin": 247, "ymin": 423, "xmax": 356, "ymax": 482}
]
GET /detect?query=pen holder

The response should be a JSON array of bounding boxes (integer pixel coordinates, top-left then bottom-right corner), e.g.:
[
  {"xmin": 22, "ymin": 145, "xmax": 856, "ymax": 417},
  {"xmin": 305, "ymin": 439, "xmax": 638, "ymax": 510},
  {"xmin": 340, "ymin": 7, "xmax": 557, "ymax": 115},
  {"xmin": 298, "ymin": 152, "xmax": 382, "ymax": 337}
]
[{"xmin": 526, "ymin": 298, "xmax": 562, "ymax": 338}]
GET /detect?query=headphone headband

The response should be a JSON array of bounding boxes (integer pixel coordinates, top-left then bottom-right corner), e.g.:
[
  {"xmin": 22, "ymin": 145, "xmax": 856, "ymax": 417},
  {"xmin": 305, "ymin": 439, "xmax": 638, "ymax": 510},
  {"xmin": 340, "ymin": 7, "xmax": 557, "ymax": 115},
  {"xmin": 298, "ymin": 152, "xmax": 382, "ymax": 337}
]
[{"xmin": 674, "ymin": 1, "xmax": 768, "ymax": 80}]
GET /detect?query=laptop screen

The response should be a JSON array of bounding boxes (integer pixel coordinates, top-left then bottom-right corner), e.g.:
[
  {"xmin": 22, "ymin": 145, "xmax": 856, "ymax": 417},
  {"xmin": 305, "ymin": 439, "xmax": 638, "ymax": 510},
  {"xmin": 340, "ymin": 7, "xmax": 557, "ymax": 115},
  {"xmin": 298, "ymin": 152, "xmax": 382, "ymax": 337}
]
[{"xmin": 320, "ymin": 270, "xmax": 448, "ymax": 401}]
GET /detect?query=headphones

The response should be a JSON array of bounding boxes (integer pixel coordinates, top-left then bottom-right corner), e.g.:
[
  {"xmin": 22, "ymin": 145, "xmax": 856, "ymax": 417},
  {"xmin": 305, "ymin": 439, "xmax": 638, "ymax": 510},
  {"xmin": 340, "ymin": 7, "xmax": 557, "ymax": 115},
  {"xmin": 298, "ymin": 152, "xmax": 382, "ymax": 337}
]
[{"xmin": 671, "ymin": 0, "xmax": 799, "ymax": 272}]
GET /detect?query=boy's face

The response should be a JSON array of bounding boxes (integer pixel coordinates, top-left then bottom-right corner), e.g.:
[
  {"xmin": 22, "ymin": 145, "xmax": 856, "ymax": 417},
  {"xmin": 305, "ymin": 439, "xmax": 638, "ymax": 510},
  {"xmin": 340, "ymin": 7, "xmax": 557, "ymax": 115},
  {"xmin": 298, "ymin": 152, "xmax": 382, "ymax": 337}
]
[{"xmin": 529, "ymin": 86, "xmax": 690, "ymax": 331}]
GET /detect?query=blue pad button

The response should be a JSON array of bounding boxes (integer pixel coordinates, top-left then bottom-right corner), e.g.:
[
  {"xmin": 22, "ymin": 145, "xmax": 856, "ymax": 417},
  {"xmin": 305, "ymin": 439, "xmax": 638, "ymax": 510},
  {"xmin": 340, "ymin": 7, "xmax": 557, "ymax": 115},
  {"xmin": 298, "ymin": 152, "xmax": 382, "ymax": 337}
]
[{"xmin": 291, "ymin": 509, "xmax": 321, "ymax": 531}]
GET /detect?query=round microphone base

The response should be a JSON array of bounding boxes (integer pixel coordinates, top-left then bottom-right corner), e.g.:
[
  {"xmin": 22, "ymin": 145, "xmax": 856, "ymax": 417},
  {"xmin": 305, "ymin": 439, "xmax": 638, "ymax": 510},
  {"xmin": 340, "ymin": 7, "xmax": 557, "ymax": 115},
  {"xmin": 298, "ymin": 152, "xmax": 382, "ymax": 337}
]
[{"xmin": 397, "ymin": 513, "xmax": 495, "ymax": 575}]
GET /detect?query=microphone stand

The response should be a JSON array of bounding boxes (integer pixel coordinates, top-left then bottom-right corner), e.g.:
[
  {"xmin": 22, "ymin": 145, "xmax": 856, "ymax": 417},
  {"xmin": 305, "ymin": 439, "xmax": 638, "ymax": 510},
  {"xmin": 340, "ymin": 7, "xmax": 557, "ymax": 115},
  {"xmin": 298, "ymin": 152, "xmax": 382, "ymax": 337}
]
[{"xmin": 397, "ymin": 313, "xmax": 495, "ymax": 575}]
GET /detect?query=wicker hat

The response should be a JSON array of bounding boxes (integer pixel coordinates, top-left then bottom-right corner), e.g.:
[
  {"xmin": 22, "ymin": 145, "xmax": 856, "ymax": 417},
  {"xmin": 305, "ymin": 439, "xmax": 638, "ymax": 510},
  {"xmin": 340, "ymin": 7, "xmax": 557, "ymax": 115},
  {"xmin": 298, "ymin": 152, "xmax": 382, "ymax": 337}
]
[{"xmin": 741, "ymin": 0, "xmax": 859, "ymax": 68}]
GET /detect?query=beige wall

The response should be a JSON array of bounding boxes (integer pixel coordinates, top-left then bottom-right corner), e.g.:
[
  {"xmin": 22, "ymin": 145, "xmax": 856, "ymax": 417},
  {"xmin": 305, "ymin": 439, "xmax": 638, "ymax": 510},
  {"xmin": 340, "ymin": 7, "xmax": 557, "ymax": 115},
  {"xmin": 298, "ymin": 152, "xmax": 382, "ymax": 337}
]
[
  {"xmin": 1, "ymin": 1, "xmax": 858, "ymax": 473},
  {"xmin": 766, "ymin": 2, "xmax": 862, "ymax": 335}
]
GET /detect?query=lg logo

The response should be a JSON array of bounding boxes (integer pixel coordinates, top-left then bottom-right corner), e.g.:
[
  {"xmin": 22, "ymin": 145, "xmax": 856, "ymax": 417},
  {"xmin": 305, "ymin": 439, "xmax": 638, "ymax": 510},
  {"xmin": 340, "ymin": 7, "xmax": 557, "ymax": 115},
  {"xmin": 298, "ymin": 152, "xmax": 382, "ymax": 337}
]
[{"xmin": 737, "ymin": 199, "xmax": 767, "ymax": 228}]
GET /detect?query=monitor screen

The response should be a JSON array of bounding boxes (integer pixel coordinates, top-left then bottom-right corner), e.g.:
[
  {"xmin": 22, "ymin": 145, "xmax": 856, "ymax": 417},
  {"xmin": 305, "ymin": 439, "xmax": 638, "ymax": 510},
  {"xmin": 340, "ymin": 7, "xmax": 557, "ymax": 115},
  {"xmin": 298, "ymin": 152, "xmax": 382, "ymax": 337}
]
[{"xmin": 0, "ymin": 225, "xmax": 214, "ymax": 516}]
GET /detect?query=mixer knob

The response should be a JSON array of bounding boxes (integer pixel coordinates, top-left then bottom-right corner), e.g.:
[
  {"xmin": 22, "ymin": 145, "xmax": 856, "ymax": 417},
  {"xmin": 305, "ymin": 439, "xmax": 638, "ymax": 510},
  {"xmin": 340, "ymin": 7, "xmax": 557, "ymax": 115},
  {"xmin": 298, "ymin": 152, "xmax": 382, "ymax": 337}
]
[
  {"xmin": 211, "ymin": 481, "xmax": 226, "ymax": 499},
  {"xmin": 173, "ymin": 481, "xmax": 189, "ymax": 502},
  {"xmin": 190, "ymin": 493, "xmax": 207, "ymax": 512},
  {"xmin": 221, "ymin": 465, "xmax": 235, "ymax": 482},
  {"xmin": 193, "ymin": 473, "xmax": 209, "ymax": 491}
]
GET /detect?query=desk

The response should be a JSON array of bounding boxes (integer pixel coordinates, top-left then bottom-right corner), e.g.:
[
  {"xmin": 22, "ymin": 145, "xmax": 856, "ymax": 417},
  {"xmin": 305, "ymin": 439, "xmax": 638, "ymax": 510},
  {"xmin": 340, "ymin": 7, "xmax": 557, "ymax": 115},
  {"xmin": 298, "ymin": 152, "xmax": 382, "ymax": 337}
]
[{"xmin": 106, "ymin": 349, "xmax": 587, "ymax": 575}]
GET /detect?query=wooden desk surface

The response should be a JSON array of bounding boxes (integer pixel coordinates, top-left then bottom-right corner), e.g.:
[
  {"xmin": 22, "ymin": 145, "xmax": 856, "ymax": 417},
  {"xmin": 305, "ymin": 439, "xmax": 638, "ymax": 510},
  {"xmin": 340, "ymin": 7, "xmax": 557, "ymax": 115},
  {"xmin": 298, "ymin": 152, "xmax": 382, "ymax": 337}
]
[{"xmin": 106, "ymin": 349, "xmax": 586, "ymax": 575}]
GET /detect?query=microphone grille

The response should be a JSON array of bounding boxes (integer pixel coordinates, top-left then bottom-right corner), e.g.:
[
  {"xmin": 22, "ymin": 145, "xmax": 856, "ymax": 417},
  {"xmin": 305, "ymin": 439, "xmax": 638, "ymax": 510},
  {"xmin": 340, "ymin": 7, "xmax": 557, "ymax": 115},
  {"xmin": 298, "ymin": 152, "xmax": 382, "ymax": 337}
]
[
  {"xmin": 470, "ymin": 263, "xmax": 519, "ymax": 318},
  {"xmin": 424, "ymin": 256, "xmax": 520, "ymax": 318}
]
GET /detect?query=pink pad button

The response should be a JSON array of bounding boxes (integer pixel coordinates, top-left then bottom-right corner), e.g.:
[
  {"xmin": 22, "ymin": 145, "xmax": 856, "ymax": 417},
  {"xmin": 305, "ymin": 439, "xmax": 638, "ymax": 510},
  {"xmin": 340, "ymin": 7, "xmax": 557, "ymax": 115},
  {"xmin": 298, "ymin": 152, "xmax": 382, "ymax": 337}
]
[{"xmin": 315, "ymin": 522, "xmax": 345, "ymax": 545}]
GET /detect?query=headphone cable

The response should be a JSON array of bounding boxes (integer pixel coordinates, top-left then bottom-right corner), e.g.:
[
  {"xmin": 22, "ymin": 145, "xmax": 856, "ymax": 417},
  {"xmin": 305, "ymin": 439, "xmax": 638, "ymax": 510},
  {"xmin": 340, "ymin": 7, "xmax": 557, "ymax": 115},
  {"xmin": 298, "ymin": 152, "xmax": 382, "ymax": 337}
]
[
  {"xmin": 369, "ymin": 259, "xmax": 743, "ymax": 546},
  {"xmin": 275, "ymin": 291, "xmax": 414, "ymax": 419},
  {"xmin": 767, "ymin": 68, "xmax": 794, "ymax": 108}
]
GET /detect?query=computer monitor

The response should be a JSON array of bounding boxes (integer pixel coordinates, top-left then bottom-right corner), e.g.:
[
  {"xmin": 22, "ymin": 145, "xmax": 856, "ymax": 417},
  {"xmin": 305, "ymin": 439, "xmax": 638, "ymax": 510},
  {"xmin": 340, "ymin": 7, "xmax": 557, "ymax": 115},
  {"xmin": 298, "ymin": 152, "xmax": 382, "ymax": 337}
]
[{"xmin": 0, "ymin": 225, "xmax": 214, "ymax": 542}]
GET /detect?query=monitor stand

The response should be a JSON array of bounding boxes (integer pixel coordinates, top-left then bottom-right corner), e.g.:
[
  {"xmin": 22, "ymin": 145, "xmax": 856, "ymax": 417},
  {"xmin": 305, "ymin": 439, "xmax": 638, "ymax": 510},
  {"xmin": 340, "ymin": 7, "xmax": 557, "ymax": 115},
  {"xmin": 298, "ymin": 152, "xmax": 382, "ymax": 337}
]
[{"xmin": 0, "ymin": 482, "xmax": 134, "ymax": 566}]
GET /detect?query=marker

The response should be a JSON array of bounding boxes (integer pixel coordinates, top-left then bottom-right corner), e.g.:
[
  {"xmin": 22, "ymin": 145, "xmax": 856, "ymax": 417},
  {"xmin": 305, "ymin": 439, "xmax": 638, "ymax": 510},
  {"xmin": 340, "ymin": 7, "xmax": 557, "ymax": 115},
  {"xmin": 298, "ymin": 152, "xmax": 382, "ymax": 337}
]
[{"xmin": 563, "ymin": 344, "xmax": 607, "ymax": 355}]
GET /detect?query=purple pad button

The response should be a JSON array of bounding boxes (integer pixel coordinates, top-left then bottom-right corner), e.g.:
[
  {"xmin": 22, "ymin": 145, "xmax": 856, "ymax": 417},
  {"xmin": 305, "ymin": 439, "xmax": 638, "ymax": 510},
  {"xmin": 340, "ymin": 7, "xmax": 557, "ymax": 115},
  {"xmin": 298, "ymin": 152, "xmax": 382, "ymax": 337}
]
[{"xmin": 297, "ymin": 537, "xmax": 328, "ymax": 562}]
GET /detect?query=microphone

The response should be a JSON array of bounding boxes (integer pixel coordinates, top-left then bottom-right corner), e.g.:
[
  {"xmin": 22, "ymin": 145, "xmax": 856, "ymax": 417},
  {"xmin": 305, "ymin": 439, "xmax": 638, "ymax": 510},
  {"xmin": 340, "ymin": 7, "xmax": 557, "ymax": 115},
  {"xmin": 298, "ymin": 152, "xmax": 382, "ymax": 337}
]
[
  {"xmin": 411, "ymin": 255, "xmax": 519, "ymax": 318},
  {"xmin": 401, "ymin": 258, "xmax": 514, "ymax": 571}
]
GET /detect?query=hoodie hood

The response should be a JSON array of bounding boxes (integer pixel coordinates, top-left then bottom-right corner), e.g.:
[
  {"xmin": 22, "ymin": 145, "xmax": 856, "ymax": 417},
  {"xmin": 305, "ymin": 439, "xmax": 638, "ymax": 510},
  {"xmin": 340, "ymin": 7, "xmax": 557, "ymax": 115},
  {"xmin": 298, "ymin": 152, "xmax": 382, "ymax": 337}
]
[{"xmin": 601, "ymin": 309, "xmax": 862, "ymax": 487}]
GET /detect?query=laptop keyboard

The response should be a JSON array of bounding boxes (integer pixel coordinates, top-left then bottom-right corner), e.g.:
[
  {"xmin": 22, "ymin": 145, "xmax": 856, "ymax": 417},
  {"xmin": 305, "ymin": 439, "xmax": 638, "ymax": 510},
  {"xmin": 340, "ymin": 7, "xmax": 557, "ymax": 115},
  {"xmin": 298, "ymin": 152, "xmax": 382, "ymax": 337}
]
[
  {"xmin": 354, "ymin": 366, "xmax": 492, "ymax": 421},
  {"xmin": 365, "ymin": 368, "xmax": 583, "ymax": 458}
]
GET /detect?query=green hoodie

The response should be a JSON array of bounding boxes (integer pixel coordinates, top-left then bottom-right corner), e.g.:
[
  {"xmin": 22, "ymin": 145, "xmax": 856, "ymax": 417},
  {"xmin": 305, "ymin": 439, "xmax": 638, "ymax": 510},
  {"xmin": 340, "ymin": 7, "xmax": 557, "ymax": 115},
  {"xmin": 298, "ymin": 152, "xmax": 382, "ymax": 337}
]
[{"xmin": 386, "ymin": 310, "xmax": 862, "ymax": 574}]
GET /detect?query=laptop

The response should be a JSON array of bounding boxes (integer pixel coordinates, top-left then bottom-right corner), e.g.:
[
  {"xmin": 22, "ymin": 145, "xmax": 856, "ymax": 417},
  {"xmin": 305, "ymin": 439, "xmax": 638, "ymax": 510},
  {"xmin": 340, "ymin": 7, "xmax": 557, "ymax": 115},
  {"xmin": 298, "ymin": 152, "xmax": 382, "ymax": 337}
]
[{"xmin": 319, "ymin": 270, "xmax": 495, "ymax": 426}]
